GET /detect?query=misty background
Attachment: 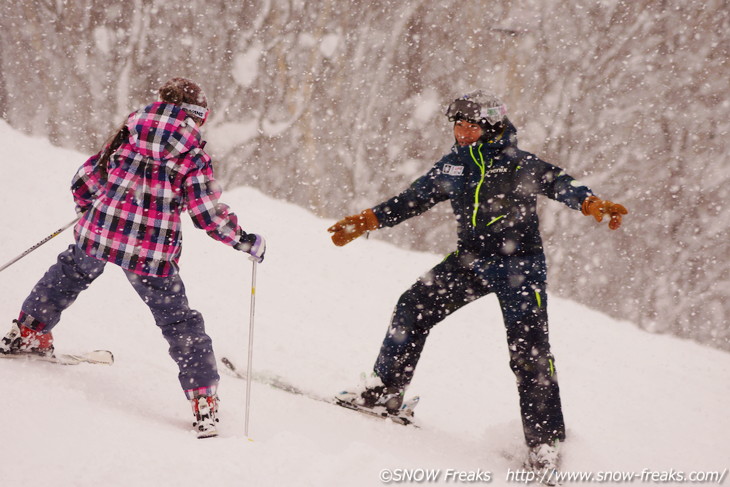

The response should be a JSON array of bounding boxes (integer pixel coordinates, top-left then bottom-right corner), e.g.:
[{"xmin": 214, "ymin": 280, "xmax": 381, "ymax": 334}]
[{"xmin": 0, "ymin": 0, "xmax": 728, "ymax": 350}]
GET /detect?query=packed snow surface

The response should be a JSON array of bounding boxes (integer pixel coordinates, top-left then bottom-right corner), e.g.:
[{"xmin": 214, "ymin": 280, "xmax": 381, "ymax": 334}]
[{"xmin": 0, "ymin": 120, "xmax": 728, "ymax": 486}]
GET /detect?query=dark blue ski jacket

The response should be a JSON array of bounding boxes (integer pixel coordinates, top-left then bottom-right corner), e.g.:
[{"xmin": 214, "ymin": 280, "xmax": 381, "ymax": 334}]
[{"xmin": 371, "ymin": 122, "xmax": 593, "ymax": 258}]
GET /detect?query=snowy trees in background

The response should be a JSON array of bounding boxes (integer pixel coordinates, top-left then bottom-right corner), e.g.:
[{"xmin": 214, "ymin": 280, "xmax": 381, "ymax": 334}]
[{"xmin": 0, "ymin": 0, "xmax": 727, "ymax": 350}]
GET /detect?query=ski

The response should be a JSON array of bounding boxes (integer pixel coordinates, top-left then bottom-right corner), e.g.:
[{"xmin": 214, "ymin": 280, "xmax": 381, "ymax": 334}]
[
  {"xmin": 332, "ymin": 394, "xmax": 419, "ymax": 426},
  {"xmin": 220, "ymin": 356, "xmax": 419, "ymax": 426},
  {"xmin": 0, "ymin": 349, "xmax": 114, "ymax": 366},
  {"xmin": 221, "ymin": 357, "xmax": 322, "ymax": 400}
]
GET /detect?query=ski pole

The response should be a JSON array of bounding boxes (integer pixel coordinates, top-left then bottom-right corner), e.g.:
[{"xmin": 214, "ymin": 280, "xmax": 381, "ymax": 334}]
[
  {"xmin": 0, "ymin": 216, "xmax": 80, "ymax": 274},
  {"xmin": 244, "ymin": 260, "xmax": 258, "ymax": 438}
]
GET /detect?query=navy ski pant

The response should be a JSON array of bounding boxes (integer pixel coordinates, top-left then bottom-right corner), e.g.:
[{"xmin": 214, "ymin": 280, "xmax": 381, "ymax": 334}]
[
  {"xmin": 17, "ymin": 244, "xmax": 219, "ymax": 392},
  {"xmin": 374, "ymin": 251, "xmax": 565, "ymax": 447}
]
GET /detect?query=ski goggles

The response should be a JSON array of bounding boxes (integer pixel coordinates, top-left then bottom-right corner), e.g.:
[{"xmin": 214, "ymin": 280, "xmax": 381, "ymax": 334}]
[
  {"xmin": 181, "ymin": 102, "xmax": 210, "ymax": 125},
  {"xmin": 446, "ymin": 99, "xmax": 507, "ymax": 125}
]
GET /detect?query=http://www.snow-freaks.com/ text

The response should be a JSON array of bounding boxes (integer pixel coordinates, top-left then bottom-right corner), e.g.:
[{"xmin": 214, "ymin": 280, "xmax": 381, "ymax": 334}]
[{"xmin": 377, "ymin": 467, "xmax": 728, "ymax": 484}]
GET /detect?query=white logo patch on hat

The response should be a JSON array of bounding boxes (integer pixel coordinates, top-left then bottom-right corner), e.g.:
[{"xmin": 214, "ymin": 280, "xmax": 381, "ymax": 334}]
[
  {"xmin": 443, "ymin": 164, "xmax": 464, "ymax": 176},
  {"xmin": 180, "ymin": 102, "xmax": 209, "ymax": 119}
]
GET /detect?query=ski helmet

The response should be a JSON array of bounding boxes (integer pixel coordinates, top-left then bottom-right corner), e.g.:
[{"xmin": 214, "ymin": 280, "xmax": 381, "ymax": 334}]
[{"xmin": 445, "ymin": 90, "xmax": 507, "ymax": 126}]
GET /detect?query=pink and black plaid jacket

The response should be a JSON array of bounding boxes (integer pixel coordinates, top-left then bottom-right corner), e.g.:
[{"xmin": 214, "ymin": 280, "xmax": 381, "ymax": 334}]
[{"xmin": 72, "ymin": 102, "xmax": 244, "ymax": 276}]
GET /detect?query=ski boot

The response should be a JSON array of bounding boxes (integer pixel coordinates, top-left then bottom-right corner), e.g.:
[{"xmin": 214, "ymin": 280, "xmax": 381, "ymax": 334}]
[
  {"xmin": 0, "ymin": 320, "xmax": 54, "ymax": 356},
  {"xmin": 525, "ymin": 440, "xmax": 561, "ymax": 486},
  {"xmin": 190, "ymin": 394, "xmax": 219, "ymax": 439}
]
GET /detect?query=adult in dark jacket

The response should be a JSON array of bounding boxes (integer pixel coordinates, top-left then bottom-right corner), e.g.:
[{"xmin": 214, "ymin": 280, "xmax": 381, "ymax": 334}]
[{"xmin": 328, "ymin": 90, "xmax": 627, "ymax": 472}]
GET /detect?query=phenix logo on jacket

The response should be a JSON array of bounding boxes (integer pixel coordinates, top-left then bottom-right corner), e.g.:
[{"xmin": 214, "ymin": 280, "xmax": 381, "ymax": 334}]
[{"xmin": 72, "ymin": 102, "xmax": 243, "ymax": 276}]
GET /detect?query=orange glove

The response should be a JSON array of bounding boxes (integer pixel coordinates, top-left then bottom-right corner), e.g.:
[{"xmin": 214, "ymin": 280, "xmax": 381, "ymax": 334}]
[
  {"xmin": 328, "ymin": 209, "xmax": 380, "ymax": 246},
  {"xmin": 581, "ymin": 195, "xmax": 628, "ymax": 230}
]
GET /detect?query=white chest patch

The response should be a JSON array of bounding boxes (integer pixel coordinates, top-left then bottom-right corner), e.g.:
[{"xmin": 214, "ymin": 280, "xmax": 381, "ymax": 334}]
[{"xmin": 443, "ymin": 164, "xmax": 464, "ymax": 176}]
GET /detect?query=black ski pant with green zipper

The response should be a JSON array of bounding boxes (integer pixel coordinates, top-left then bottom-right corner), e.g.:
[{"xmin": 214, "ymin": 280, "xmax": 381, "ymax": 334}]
[{"xmin": 374, "ymin": 251, "xmax": 565, "ymax": 447}]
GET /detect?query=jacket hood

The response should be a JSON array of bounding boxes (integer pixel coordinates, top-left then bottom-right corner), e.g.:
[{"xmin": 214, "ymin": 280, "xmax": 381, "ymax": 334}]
[{"xmin": 126, "ymin": 102, "xmax": 202, "ymax": 160}]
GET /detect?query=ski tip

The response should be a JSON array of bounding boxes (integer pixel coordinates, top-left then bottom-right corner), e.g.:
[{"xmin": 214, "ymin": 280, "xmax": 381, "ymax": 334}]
[
  {"xmin": 93, "ymin": 350, "xmax": 114, "ymax": 363},
  {"xmin": 196, "ymin": 431, "xmax": 219, "ymax": 439},
  {"xmin": 86, "ymin": 350, "xmax": 114, "ymax": 365},
  {"xmin": 221, "ymin": 357, "xmax": 235, "ymax": 370}
]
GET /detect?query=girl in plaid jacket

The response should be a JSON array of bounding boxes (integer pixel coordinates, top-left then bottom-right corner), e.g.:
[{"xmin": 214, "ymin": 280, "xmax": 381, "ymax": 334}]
[{"xmin": 0, "ymin": 78, "xmax": 264, "ymax": 438}]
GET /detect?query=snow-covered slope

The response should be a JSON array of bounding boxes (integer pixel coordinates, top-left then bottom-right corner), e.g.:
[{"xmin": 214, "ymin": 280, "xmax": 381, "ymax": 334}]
[{"xmin": 0, "ymin": 120, "xmax": 728, "ymax": 486}]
